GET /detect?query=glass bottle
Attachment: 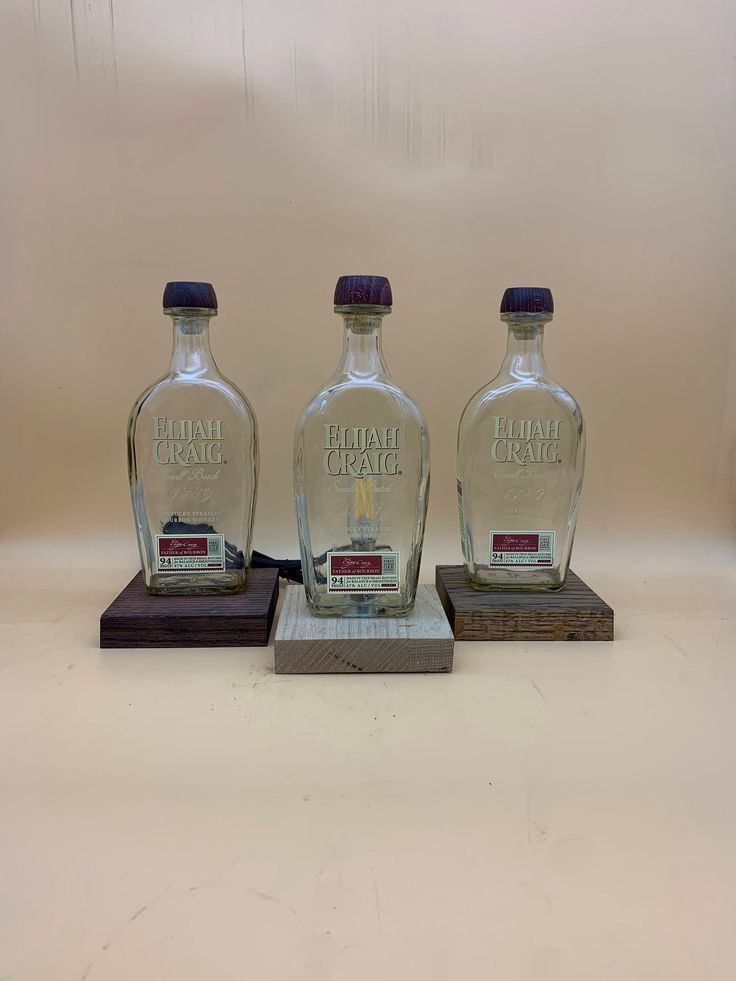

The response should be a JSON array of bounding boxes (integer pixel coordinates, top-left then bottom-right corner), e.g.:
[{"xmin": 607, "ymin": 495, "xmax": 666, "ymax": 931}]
[
  {"xmin": 127, "ymin": 282, "xmax": 258, "ymax": 595},
  {"xmin": 294, "ymin": 275, "xmax": 430, "ymax": 616},
  {"xmin": 457, "ymin": 287, "xmax": 585, "ymax": 590}
]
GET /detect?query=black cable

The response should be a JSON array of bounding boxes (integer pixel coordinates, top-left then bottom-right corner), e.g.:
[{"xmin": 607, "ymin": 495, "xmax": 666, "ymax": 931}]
[
  {"xmin": 251, "ymin": 550, "xmax": 303, "ymax": 584},
  {"xmin": 161, "ymin": 519, "xmax": 303, "ymax": 583}
]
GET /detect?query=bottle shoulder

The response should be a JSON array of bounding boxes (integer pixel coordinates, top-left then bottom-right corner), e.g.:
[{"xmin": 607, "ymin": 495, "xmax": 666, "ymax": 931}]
[
  {"xmin": 128, "ymin": 375, "xmax": 166, "ymax": 423},
  {"xmin": 129, "ymin": 372, "xmax": 257, "ymax": 432},
  {"xmin": 460, "ymin": 373, "xmax": 583, "ymax": 428},
  {"xmin": 132, "ymin": 371, "xmax": 255, "ymax": 410},
  {"xmin": 296, "ymin": 375, "xmax": 427, "ymax": 434}
]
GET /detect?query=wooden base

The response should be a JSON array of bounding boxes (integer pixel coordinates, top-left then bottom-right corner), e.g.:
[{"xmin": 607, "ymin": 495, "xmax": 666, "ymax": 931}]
[
  {"xmin": 100, "ymin": 568, "xmax": 279, "ymax": 649},
  {"xmin": 274, "ymin": 585, "xmax": 454, "ymax": 673},
  {"xmin": 435, "ymin": 565, "xmax": 613, "ymax": 642}
]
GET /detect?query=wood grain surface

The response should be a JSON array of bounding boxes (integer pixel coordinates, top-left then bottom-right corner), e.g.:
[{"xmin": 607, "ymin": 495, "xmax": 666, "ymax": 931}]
[
  {"xmin": 100, "ymin": 569, "xmax": 279, "ymax": 648},
  {"xmin": 435, "ymin": 565, "xmax": 614, "ymax": 641},
  {"xmin": 274, "ymin": 585, "xmax": 454, "ymax": 673}
]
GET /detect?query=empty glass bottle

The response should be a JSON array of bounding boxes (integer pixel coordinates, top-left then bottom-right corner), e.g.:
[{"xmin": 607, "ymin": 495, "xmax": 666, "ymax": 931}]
[
  {"xmin": 128, "ymin": 282, "xmax": 258, "ymax": 594},
  {"xmin": 457, "ymin": 287, "xmax": 585, "ymax": 590},
  {"xmin": 294, "ymin": 275, "xmax": 430, "ymax": 616}
]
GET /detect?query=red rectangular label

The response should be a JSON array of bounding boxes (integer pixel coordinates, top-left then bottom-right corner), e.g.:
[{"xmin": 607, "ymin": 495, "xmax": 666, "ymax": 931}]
[
  {"xmin": 492, "ymin": 533, "xmax": 540, "ymax": 553},
  {"xmin": 158, "ymin": 537, "xmax": 209, "ymax": 557},
  {"xmin": 330, "ymin": 555, "xmax": 383, "ymax": 575}
]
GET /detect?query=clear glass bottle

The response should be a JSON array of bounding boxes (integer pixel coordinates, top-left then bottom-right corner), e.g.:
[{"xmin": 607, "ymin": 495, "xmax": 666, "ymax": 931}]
[
  {"xmin": 128, "ymin": 282, "xmax": 258, "ymax": 595},
  {"xmin": 294, "ymin": 275, "xmax": 430, "ymax": 617},
  {"xmin": 457, "ymin": 287, "xmax": 585, "ymax": 590}
]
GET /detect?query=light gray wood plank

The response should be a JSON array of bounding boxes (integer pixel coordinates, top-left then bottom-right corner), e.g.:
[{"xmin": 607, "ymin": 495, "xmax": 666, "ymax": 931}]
[{"xmin": 274, "ymin": 585, "xmax": 454, "ymax": 673}]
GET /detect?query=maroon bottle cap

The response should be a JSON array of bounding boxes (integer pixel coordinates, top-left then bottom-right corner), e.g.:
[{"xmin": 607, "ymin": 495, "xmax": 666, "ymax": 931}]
[
  {"xmin": 500, "ymin": 287, "xmax": 553, "ymax": 316},
  {"xmin": 163, "ymin": 281, "xmax": 218, "ymax": 310},
  {"xmin": 334, "ymin": 275, "xmax": 393, "ymax": 306}
]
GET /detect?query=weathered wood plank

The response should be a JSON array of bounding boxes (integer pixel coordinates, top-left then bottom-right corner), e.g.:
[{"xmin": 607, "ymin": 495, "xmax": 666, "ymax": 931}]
[
  {"xmin": 435, "ymin": 565, "xmax": 613, "ymax": 641},
  {"xmin": 274, "ymin": 585, "xmax": 454, "ymax": 673}
]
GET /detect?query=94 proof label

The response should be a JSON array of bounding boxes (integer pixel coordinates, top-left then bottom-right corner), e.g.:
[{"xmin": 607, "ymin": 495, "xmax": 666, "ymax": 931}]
[
  {"xmin": 327, "ymin": 551, "xmax": 400, "ymax": 593},
  {"xmin": 155, "ymin": 534, "xmax": 225, "ymax": 573},
  {"xmin": 489, "ymin": 531, "xmax": 554, "ymax": 568}
]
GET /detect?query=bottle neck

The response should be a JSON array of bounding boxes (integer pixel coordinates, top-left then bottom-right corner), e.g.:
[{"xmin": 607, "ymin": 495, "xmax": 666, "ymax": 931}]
[
  {"xmin": 167, "ymin": 311, "xmax": 218, "ymax": 375},
  {"xmin": 501, "ymin": 320, "xmax": 548, "ymax": 379},
  {"xmin": 337, "ymin": 307, "xmax": 390, "ymax": 378}
]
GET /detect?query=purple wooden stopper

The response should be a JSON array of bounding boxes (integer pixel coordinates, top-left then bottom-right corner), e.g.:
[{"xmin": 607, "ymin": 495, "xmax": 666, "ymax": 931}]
[
  {"xmin": 334, "ymin": 275, "xmax": 393, "ymax": 306},
  {"xmin": 163, "ymin": 281, "xmax": 218, "ymax": 310},
  {"xmin": 500, "ymin": 287, "xmax": 553, "ymax": 315}
]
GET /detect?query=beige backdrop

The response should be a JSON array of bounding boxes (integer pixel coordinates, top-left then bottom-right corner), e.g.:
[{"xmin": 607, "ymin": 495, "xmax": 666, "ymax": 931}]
[{"xmin": 2, "ymin": 0, "xmax": 735, "ymax": 567}]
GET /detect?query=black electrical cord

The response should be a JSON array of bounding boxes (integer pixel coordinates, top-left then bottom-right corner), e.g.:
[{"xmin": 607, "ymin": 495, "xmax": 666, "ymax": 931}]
[
  {"xmin": 250, "ymin": 550, "xmax": 303, "ymax": 584},
  {"xmin": 160, "ymin": 519, "xmax": 303, "ymax": 583}
]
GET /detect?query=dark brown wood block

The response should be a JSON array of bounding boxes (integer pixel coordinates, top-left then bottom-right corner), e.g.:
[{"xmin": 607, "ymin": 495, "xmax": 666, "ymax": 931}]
[
  {"xmin": 435, "ymin": 565, "xmax": 613, "ymax": 642},
  {"xmin": 100, "ymin": 569, "xmax": 279, "ymax": 649}
]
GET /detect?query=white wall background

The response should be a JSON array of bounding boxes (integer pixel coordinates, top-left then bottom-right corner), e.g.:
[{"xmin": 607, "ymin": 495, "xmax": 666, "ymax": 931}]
[{"xmin": 2, "ymin": 0, "xmax": 735, "ymax": 563}]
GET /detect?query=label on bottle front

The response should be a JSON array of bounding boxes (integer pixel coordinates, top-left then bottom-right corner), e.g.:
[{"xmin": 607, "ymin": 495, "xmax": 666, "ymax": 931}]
[
  {"xmin": 489, "ymin": 531, "xmax": 554, "ymax": 567},
  {"xmin": 326, "ymin": 551, "xmax": 400, "ymax": 592},
  {"xmin": 457, "ymin": 478, "xmax": 467, "ymax": 558},
  {"xmin": 155, "ymin": 534, "xmax": 226, "ymax": 573}
]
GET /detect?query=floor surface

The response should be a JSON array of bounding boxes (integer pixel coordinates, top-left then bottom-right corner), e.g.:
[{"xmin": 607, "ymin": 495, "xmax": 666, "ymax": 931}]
[{"xmin": 1, "ymin": 546, "xmax": 734, "ymax": 980}]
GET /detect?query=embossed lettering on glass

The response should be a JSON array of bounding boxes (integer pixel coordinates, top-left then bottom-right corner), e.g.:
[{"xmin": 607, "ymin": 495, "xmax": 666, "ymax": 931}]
[
  {"xmin": 294, "ymin": 275, "xmax": 430, "ymax": 616},
  {"xmin": 128, "ymin": 282, "xmax": 258, "ymax": 594},
  {"xmin": 457, "ymin": 287, "xmax": 585, "ymax": 590}
]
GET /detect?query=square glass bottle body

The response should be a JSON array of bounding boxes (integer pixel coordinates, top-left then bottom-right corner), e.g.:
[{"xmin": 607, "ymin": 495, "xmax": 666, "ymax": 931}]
[
  {"xmin": 294, "ymin": 303, "xmax": 430, "ymax": 616},
  {"xmin": 128, "ymin": 306, "xmax": 258, "ymax": 595},
  {"xmin": 457, "ymin": 312, "xmax": 585, "ymax": 590}
]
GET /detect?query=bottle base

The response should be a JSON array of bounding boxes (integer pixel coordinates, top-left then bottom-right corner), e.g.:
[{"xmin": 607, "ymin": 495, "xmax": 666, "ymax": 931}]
[
  {"xmin": 145, "ymin": 570, "xmax": 247, "ymax": 596},
  {"xmin": 305, "ymin": 593, "xmax": 416, "ymax": 618},
  {"xmin": 467, "ymin": 567, "xmax": 567, "ymax": 592}
]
